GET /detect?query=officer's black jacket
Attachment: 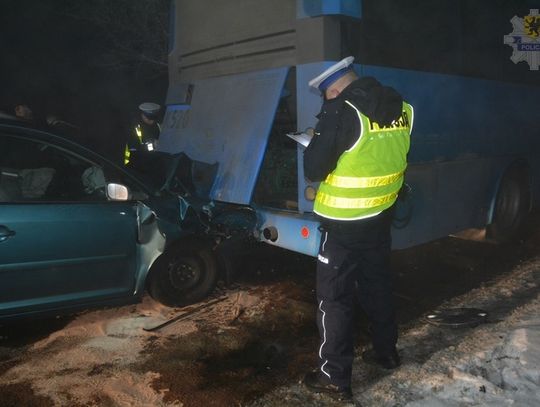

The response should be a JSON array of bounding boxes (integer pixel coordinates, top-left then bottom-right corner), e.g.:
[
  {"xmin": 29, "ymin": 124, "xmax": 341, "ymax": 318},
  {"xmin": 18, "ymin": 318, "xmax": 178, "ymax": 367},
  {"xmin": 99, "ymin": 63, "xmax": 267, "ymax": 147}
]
[{"xmin": 303, "ymin": 77, "xmax": 403, "ymax": 182}]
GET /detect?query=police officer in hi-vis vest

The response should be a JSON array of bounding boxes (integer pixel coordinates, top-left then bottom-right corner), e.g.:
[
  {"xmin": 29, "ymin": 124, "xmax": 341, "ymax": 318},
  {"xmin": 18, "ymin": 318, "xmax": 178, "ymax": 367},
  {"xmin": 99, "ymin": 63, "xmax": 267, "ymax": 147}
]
[
  {"xmin": 303, "ymin": 56, "xmax": 413, "ymax": 401},
  {"xmin": 124, "ymin": 102, "xmax": 161, "ymax": 165}
]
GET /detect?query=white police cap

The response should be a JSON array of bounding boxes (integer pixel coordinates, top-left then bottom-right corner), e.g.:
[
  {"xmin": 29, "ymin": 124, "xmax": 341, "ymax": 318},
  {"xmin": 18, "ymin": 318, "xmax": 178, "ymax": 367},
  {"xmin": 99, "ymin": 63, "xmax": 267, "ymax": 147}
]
[
  {"xmin": 138, "ymin": 102, "xmax": 161, "ymax": 116},
  {"xmin": 308, "ymin": 56, "xmax": 355, "ymax": 91}
]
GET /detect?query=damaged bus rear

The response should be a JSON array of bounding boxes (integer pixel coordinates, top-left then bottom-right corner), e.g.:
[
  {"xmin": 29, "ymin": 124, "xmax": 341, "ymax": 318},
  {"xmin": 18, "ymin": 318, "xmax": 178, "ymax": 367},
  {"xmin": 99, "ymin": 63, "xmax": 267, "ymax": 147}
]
[{"xmin": 157, "ymin": 0, "xmax": 540, "ymax": 300}]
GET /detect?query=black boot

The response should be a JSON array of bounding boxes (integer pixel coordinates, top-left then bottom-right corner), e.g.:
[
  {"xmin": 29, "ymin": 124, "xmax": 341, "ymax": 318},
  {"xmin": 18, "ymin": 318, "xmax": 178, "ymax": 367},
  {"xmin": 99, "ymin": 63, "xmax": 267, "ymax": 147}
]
[
  {"xmin": 361, "ymin": 348, "xmax": 401, "ymax": 369},
  {"xmin": 303, "ymin": 371, "xmax": 354, "ymax": 402}
]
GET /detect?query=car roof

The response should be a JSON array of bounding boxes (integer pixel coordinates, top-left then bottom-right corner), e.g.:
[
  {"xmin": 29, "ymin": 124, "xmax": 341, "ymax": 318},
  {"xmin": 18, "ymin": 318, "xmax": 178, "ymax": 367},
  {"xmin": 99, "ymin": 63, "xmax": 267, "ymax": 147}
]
[
  {"xmin": 0, "ymin": 112, "xmax": 27, "ymax": 124},
  {"xmin": 0, "ymin": 114, "xmax": 64, "ymax": 136},
  {"xmin": 0, "ymin": 118, "xmax": 88, "ymax": 151}
]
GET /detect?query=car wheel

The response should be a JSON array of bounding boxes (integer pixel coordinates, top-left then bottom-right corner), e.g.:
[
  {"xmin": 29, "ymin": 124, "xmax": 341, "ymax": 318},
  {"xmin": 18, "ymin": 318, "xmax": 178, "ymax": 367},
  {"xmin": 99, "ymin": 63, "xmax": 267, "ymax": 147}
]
[
  {"xmin": 487, "ymin": 165, "xmax": 531, "ymax": 243},
  {"xmin": 147, "ymin": 240, "xmax": 218, "ymax": 307}
]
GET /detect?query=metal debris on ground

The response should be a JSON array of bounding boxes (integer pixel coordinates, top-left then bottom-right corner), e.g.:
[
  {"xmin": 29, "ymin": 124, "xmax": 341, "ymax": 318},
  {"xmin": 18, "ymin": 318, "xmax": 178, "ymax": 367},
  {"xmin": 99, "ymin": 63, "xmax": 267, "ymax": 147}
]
[
  {"xmin": 143, "ymin": 296, "xmax": 228, "ymax": 332},
  {"xmin": 425, "ymin": 308, "xmax": 489, "ymax": 328}
]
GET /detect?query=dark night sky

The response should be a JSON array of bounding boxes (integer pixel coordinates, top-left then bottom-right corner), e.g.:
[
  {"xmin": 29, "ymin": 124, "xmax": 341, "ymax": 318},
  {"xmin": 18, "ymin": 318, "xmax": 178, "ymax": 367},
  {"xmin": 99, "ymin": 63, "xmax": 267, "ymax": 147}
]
[{"xmin": 0, "ymin": 0, "xmax": 168, "ymax": 162}]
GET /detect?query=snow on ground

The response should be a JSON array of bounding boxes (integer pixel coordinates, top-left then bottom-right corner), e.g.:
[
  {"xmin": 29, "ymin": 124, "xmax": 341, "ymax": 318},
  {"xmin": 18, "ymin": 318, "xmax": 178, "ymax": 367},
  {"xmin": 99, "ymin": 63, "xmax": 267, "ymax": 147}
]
[
  {"xmin": 359, "ymin": 259, "xmax": 540, "ymax": 407},
  {"xmin": 251, "ymin": 258, "xmax": 540, "ymax": 407},
  {"xmin": 384, "ymin": 298, "xmax": 540, "ymax": 407}
]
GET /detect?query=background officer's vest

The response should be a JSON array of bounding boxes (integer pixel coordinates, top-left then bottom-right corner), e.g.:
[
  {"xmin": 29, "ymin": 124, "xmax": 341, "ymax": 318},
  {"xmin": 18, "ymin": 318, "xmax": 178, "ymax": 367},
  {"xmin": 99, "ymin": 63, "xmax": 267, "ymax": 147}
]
[
  {"xmin": 124, "ymin": 123, "xmax": 161, "ymax": 165},
  {"xmin": 314, "ymin": 101, "xmax": 413, "ymax": 221}
]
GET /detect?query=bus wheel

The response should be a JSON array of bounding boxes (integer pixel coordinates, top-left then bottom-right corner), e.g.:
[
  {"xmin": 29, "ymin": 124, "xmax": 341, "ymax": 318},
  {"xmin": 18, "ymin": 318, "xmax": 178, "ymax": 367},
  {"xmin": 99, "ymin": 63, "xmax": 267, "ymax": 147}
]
[
  {"xmin": 148, "ymin": 240, "xmax": 218, "ymax": 307},
  {"xmin": 487, "ymin": 165, "xmax": 531, "ymax": 243}
]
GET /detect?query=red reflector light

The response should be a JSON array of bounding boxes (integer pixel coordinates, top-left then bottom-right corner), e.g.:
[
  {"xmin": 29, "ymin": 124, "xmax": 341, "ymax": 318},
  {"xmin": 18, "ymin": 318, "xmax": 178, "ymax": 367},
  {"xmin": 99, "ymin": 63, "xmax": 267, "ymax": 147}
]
[{"xmin": 301, "ymin": 226, "xmax": 310, "ymax": 239}]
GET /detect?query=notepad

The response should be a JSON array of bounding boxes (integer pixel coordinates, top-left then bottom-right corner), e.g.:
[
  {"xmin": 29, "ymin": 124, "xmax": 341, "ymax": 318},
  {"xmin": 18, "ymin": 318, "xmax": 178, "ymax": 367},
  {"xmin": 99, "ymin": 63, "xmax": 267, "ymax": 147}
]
[{"xmin": 286, "ymin": 132, "xmax": 312, "ymax": 147}]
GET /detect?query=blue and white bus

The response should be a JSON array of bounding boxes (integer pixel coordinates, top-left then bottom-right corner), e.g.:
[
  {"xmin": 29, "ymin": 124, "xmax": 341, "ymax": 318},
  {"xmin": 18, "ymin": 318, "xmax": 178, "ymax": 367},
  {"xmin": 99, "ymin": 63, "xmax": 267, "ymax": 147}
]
[{"xmin": 160, "ymin": 0, "xmax": 540, "ymax": 257}]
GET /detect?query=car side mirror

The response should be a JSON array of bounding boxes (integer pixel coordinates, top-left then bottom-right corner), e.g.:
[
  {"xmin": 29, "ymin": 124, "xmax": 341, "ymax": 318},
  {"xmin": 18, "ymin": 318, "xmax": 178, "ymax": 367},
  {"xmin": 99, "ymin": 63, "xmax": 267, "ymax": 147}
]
[{"xmin": 107, "ymin": 183, "xmax": 130, "ymax": 201}]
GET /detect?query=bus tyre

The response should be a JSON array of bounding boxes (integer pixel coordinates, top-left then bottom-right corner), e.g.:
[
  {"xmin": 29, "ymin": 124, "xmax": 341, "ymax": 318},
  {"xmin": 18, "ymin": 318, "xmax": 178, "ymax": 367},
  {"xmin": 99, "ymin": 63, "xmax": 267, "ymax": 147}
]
[
  {"xmin": 487, "ymin": 166, "xmax": 531, "ymax": 243},
  {"xmin": 148, "ymin": 240, "xmax": 218, "ymax": 307}
]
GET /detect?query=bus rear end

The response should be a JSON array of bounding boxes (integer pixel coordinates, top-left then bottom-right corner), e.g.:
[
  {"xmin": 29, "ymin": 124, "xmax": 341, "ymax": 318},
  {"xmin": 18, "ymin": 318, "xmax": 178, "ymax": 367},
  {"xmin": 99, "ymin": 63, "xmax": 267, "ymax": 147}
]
[{"xmin": 160, "ymin": 0, "xmax": 540, "ymax": 255}]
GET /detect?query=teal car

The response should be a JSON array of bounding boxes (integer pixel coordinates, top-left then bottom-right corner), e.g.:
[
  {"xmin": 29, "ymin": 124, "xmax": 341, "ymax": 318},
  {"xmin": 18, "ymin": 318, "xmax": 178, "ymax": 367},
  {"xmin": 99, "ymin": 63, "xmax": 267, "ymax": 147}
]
[{"xmin": 0, "ymin": 117, "xmax": 221, "ymax": 320}]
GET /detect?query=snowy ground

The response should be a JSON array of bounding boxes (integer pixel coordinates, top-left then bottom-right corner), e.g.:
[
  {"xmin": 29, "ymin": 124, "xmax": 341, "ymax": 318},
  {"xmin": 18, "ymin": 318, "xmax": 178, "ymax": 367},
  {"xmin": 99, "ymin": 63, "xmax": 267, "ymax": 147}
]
[
  {"xmin": 362, "ymin": 264, "xmax": 540, "ymax": 407},
  {"xmin": 1, "ymin": 233, "xmax": 539, "ymax": 407},
  {"xmin": 251, "ymin": 257, "xmax": 540, "ymax": 407}
]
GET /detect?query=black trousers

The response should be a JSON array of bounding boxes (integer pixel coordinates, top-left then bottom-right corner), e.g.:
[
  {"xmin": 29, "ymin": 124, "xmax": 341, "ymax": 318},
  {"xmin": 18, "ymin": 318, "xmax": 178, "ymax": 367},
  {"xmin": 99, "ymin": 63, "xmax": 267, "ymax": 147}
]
[{"xmin": 315, "ymin": 210, "xmax": 397, "ymax": 388}]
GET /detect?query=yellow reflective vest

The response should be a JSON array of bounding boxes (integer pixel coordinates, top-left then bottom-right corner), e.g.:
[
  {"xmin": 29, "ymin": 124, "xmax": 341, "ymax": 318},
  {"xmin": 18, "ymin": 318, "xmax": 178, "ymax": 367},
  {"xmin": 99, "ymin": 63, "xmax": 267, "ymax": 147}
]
[
  {"xmin": 314, "ymin": 100, "xmax": 413, "ymax": 221},
  {"xmin": 124, "ymin": 125, "xmax": 144, "ymax": 165},
  {"xmin": 124, "ymin": 123, "xmax": 161, "ymax": 165}
]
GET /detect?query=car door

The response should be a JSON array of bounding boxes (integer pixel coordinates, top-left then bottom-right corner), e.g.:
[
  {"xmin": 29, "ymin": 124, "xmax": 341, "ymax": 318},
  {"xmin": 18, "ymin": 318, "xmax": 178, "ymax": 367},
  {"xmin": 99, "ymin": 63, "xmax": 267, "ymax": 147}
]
[{"xmin": 0, "ymin": 130, "xmax": 147, "ymax": 318}]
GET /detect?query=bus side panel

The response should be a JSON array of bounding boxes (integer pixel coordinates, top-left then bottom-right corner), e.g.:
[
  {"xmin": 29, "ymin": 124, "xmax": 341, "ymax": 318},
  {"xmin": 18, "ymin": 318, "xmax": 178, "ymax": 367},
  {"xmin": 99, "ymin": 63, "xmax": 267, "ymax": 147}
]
[
  {"xmin": 296, "ymin": 63, "xmax": 540, "ymax": 248},
  {"xmin": 363, "ymin": 65, "xmax": 540, "ymax": 245}
]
